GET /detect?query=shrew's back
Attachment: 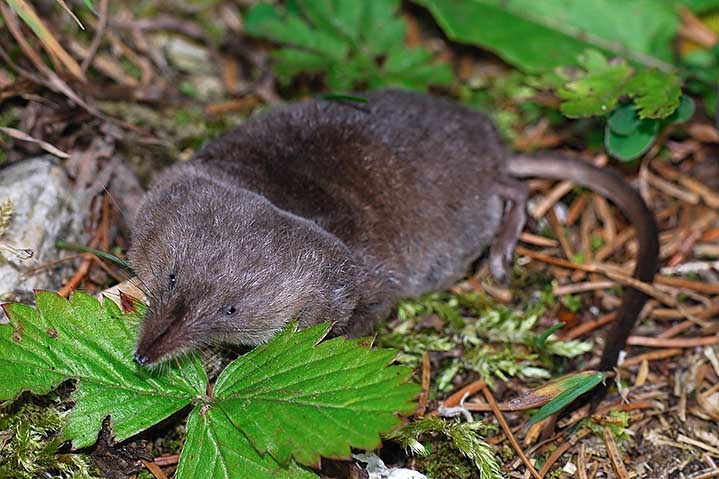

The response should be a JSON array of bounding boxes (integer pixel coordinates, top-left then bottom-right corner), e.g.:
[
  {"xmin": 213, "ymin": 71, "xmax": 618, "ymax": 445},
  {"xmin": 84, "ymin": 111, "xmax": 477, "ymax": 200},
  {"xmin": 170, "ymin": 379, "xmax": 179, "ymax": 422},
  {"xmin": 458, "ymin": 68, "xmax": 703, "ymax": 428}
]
[{"xmin": 195, "ymin": 90, "xmax": 506, "ymax": 296}]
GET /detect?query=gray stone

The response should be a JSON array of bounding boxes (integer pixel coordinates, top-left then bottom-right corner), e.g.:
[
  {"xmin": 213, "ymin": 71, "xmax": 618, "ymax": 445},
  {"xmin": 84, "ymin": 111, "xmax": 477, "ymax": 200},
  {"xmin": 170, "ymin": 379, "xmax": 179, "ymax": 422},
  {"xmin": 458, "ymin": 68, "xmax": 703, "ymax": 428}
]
[
  {"xmin": 0, "ymin": 157, "xmax": 83, "ymax": 321},
  {"xmin": 163, "ymin": 36, "xmax": 212, "ymax": 74}
]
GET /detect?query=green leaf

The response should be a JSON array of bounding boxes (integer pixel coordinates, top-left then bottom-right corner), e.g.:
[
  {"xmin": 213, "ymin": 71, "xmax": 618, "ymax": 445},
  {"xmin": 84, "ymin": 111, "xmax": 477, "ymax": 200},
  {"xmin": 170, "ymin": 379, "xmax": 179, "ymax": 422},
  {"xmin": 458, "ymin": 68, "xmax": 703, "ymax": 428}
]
[
  {"xmin": 82, "ymin": 0, "xmax": 97, "ymax": 15},
  {"xmin": 176, "ymin": 407, "xmax": 315, "ymax": 479},
  {"xmin": 414, "ymin": 0, "xmax": 678, "ymax": 73},
  {"xmin": 557, "ymin": 51, "xmax": 633, "ymax": 118},
  {"xmin": 383, "ymin": 46, "xmax": 454, "ymax": 89},
  {"xmin": 361, "ymin": 0, "xmax": 406, "ymax": 55},
  {"xmin": 626, "ymin": 69, "xmax": 682, "ymax": 119},
  {"xmin": 604, "ymin": 117, "xmax": 659, "ymax": 161},
  {"xmin": 212, "ymin": 323, "xmax": 419, "ymax": 466},
  {"xmin": 271, "ymin": 48, "xmax": 333, "ymax": 81},
  {"xmin": 608, "ymin": 103, "xmax": 641, "ymax": 136},
  {"xmin": 528, "ymin": 372, "xmax": 605, "ymax": 425},
  {"xmin": 666, "ymin": 94, "xmax": 696, "ymax": 124},
  {"xmin": 244, "ymin": 1, "xmax": 452, "ymax": 90},
  {"xmin": 0, "ymin": 291, "xmax": 207, "ymax": 448}
]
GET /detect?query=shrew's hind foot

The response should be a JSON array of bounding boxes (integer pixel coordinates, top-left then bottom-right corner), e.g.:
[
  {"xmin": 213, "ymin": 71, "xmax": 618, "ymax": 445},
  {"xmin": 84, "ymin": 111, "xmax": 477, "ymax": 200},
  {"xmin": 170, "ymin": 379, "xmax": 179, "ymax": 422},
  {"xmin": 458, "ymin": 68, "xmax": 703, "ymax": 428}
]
[{"xmin": 489, "ymin": 178, "xmax": 528, "ymax": 282}]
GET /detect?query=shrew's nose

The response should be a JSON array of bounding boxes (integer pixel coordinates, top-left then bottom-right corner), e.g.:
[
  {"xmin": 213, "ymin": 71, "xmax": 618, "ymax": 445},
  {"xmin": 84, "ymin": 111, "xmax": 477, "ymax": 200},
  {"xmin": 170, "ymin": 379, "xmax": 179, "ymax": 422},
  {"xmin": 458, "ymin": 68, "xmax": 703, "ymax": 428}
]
[{"xmin": 134, "ymin": 352, "xmax": 150, "ymax": 366}]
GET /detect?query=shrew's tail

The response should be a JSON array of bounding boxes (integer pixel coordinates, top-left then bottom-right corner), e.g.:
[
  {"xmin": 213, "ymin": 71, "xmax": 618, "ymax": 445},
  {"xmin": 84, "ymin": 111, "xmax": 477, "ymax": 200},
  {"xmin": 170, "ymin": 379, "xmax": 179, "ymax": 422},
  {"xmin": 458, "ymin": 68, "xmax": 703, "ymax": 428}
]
[{"xmin": 508, "ymin": 155, "xmax": 659, "ymax": 372}]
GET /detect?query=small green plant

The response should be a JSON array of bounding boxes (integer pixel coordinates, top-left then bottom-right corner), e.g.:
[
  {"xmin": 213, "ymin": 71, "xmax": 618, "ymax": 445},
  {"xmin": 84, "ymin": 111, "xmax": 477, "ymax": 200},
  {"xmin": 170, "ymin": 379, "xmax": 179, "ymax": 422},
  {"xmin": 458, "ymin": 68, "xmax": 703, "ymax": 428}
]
[
  {"xmin": 386, "ymin": 416, "xmax": 502, "ymax": 479},
  {"xmin": 561, "ymin": 294, "xmax": 582, "ymax": 313},
  {"xmin": 380, "ymin": 291, "xmax": 591, "ymax": 390},
  {"xmin": 0, "ymin": 292, "xmax": 419, "ymax": 479},
  {"xmin": 584, "ymin": 410, "xmax": 631, "ymax": 440},
  {"xmin": 0, "ymin": 398, "xmax": 99, "ymax": 478},
  {"xmin": 540, "ymin": 50, "xmax": 695, "ymax": 160},
  {"xmin": 243, "ymin": 0, "xmax": 453, "ymax": 91}
]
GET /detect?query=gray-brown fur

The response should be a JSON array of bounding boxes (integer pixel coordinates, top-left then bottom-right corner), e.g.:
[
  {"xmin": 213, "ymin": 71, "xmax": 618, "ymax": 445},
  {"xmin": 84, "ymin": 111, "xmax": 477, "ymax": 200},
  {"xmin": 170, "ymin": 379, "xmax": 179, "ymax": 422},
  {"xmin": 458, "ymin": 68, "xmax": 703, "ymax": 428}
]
[{"xmin": 130, "ymin": 89, "xmax": 658, "ymax": 372}]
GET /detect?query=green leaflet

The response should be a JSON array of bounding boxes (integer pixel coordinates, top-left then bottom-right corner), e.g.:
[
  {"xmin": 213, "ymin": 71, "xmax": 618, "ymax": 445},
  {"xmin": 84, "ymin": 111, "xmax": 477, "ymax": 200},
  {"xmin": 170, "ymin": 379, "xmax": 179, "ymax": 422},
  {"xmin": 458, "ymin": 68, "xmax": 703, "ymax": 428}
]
[
  {"xmin": 626, "ymin": 69, "xmax": 682, "ymax": 119},
  {"xmin": 0, "ymin": 291, "xmax": 207, "ymax": 449},
  {"xmin": 212, "ymin": 323, "xmax": 420, "ymax": 466},
  {"xmin": 175, "ymin": 407, "xmax": 315, "ymax": 479},
  {"xmin": 556, "ymin": 51, "xmax": 633, "ymax": 118}
]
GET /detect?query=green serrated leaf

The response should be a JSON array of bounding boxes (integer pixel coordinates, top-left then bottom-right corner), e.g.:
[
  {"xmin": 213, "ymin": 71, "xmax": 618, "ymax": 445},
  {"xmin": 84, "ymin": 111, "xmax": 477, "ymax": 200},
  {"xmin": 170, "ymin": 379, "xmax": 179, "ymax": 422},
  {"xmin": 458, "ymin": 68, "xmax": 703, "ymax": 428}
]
[
  {"xmin": 626, "ymin": 69, "xmax": 682, "ymax": 119},
  {"xmin": 608, "ymin": 103, "xmax": 641, "ymax": 135},
  {"xmin": 361, "ymin": 1, "xmax": 405, "ymax": 55},
  {"xmin": 557, "ymin": 51, "xmax": 633, "ymax": 118},
  {"xmin": 176, "ymin": 407, "xmax": 315, "ymax": 479},
  {"xmin": 528, "ymin": 372, "xmax": 605, "ymax": 425},
  {"xmin": 0, "ymin": 291, "xmax": 207, "ymax": 448},
  {"xmin": 604, "ymin": 118, "xmax": 659, "ymax": 161},
  {"xmin": 213, "ymin": 323, "xmax": 419, "ymax": 466}
]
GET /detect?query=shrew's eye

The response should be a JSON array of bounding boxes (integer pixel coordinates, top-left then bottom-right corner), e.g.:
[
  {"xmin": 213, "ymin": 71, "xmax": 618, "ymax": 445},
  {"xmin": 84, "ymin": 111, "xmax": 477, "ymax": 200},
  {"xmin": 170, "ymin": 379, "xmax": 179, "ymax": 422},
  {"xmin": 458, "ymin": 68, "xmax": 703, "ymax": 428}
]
[
  {"xmin": 224, "ymin": 306, "xmax": 236, "ymax": 316},
  {"xmin": 169, "ymin": 273, "xmax": 176, "ymax": 289}
]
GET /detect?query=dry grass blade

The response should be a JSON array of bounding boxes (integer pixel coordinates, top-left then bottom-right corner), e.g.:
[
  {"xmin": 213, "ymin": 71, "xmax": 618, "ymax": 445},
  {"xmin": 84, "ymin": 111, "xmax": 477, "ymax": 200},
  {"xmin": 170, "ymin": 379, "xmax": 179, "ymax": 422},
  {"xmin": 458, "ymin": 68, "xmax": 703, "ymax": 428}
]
[
  {"xmin": 0, "ymin": 126, "xmax": 70, "ymax": 158},
  {"xmin": 438, "ymin": 378, "xmax": 487, "ymax": 410},
  {"xmin": 602, "ymin": 427, "xmax": 628, "ymax": 479},
  {"xmin": 515, "ymin": 246, "xmax": 678, "ymax": 307},
  {"xmin": 0, "ymin": 3, "xmax": 98, "ymax": 116},
  {"xmin": 480, "ymin": 383, "xmax": 541, "ymax": 479},
  {"xmin": 5, "ymin": 0, "xmax": 86, "ymax": 82},
  {"xmin": 621, "ymin": 348, "xmax": 683, "ymax": 367},
  {"xmin": 538, "ymin": 429, "xmax": 590, "ymax": 478},
  {"xmin": 54, "ymin": 0, "xmax": 85, "ymax": 30},
  {"xmin": 141, "ymin": 459, "xmax": 169, "ymax": 479},
  {"xmin": 416, "ymin": 351, "xmax": 430, "ymax": 417},
  {"xmin": 627, "ymin": 335, "xmax": 719, "ymax": 348}
]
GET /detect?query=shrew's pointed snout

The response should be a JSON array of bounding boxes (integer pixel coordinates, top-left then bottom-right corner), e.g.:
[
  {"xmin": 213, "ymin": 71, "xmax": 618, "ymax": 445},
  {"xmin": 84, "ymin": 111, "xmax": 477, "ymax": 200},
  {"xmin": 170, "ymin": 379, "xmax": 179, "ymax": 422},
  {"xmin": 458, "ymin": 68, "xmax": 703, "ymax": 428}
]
[{"xmin": 134, "ymin": 296, "xmax": 194, "ymax": 365}]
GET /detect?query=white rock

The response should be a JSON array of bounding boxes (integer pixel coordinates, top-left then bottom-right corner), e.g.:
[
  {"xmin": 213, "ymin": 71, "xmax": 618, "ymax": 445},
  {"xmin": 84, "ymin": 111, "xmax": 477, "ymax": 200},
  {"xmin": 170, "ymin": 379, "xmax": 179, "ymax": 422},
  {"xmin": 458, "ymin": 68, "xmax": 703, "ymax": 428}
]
[{"xmin": 0, "ymin": 157, "xmax": 83, "ymax": 321}]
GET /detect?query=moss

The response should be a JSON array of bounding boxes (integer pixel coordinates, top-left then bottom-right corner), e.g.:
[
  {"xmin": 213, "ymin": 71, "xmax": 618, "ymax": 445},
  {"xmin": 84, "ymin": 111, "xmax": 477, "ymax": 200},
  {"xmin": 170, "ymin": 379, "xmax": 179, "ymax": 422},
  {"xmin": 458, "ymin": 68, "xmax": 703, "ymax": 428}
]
[
  {"xmin": 386, "ymin": 416, "xmax": 501, "ymax": 479},
  {"xmin": 0, "ymin": 396, "xmax": 100, "ymax": 478},
  {"xmin": 416, "ymin": 440, "xmax": 476, "ymax": 479},
  {"xmin": 377, "ymin": 288, "xmax": 590, "ymax": 389}
]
